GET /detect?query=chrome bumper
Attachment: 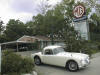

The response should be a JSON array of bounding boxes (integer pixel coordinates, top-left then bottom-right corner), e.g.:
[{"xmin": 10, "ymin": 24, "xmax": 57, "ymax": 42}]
[{"xmin": 79, "ymin": 59, "xmax": 91, "ymax": 69}]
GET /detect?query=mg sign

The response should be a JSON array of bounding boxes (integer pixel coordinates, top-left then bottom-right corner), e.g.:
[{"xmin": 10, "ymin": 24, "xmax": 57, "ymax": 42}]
[
  {"xmin": 73, "ymin": 4, "xmax": 89, "ymax": 40},
  {"xmin": 73, "ymin": 5, "xmax": 85, "ymax": 18}
]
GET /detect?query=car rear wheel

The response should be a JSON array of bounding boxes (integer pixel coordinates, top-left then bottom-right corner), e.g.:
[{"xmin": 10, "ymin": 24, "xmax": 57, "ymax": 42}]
[
  {"xmin": 67, "ymin": 61, "xmax": 79, "ymax": 72},
  {"xmin": 34, "ymin": 57, "xmax": 41, "ymax": 65}
]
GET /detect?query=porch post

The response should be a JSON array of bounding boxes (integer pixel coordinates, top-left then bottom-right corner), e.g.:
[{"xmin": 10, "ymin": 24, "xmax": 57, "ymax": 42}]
[
  {"xmin": 5, "ymin": 44, "xmax": 6, "ymax": 50},
  {"xmin": 0, "ymin": 44, "xmax": 1, "ymax": 72},
  {"xmin": 16, "ymin": 43, "xmax": 19, "ymax": 52}
]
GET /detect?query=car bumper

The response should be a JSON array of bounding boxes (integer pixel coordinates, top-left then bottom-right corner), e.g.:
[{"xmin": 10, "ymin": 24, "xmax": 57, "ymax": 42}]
[{"xmin": 79, "ymin": 59, "xmax": 91, "ymax": 69}]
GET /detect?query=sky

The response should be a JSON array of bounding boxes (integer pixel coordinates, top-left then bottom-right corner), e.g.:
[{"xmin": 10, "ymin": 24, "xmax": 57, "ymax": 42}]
[
  {"xmin": 0, "ymin": 0, "xmax": 61, "ymax": 25},
  {"xmin": 0, "ymin": 0, "xmax": 98, "ymax": 25}
]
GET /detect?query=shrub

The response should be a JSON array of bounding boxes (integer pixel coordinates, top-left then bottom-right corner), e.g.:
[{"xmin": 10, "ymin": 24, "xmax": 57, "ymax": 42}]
[
  {"xmin": 64, "ymin": 40, "xmax": 100, "ymax": 56},
  {"xmin": 97, "ymin": 43, "xmax": 100, "ymax": 50},
  {"xmin": 20, "ymin": 57, "xmax": 35, "ymax": 73},
  {"xmin": 1, "ymin": 51, "xmax": 34, "ymax": 75},
  {"xmin": 80, "ymin": 41, "xmax": 100, "ymax": 56}
]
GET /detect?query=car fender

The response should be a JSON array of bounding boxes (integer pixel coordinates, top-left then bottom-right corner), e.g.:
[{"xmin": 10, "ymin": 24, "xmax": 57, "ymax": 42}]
[
  {"xmin": 31, "ymin": 52, "xmax": 43, "ymax": 61},
  {"xmin": 65, "ymin": 58, "xmax": 80, "ymax": 67}
]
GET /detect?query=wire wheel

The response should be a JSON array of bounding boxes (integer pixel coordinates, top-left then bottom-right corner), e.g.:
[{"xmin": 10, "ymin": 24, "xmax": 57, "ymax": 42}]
[
  {"xmin": 34, "ymin": 57, "xmax": 41, "ymax": 65},
  {"xmin": 67, "ymin": 61, "xmax": 78, "ymax": 71}
]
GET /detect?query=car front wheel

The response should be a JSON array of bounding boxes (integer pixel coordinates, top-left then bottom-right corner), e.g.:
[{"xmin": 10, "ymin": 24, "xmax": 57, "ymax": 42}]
[
  {"xmin": 34, "ymin": 57, "xmax": 41, "ymax": 65},
  {"xmin": 67, "ymin": 61, "xmax": 79, "ymax": 72}
]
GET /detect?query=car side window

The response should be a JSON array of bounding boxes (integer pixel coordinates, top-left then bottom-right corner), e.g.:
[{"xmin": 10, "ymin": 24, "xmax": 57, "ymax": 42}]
[
  {"xmin": 44, "ymin": 49, "xmax": 53, "ymax": 55},
  {"xmin": 53, "ymin": 48, "xmax": 58, "ymax": 54}
]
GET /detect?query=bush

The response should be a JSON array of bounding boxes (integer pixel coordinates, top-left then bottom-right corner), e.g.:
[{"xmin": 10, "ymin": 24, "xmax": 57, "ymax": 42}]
[
  {"xmin": 80, "ymin": 41, "xmax": 100, "ymax": 56},
  {"xmin": 64, "ymin": 40, "xmax": 100, "ymax": 56},
  {"xmin": 97, "ymin": 43, "xmax": 100, "ymax": 50},
  {"xmin": 20, "ymin": 57, "xmax": 35, "ymax": 73},
  {"xmin": 1, "ymin": 51, "xmax": 34, "ymax": 75}
]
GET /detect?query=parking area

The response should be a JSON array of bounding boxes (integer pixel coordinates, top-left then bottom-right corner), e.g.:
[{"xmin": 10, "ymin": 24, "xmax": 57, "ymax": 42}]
[
  {"xmin": 35, "ymin": 56, "xmax": 100, "ymax": 75},
  {"xmin": 17, "ymin": 51, "xmax": 100, "ymax": 75},
  {"xmin": 16, "ymin": 50, "xmax": 40, "ymax": 57}
]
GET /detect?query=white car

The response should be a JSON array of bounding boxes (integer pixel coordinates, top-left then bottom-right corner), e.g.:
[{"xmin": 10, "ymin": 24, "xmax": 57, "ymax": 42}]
[{"xmin": 31, "ymin": 45, "xmax": 90, "ymax": 71}]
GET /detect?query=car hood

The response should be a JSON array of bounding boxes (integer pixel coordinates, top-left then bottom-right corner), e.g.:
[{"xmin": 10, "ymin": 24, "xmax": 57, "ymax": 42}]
[{"xmin": 57, "ymin": 52, "xmax": 89, "ymax": 59}]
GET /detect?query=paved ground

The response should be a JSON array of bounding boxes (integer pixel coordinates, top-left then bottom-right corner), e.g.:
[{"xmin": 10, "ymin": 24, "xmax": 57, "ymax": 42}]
[
  {"xmin": 16, "ymin": 50, "xmax": 40, "ymax": 57},
  {"xmin": 17, "ymin": 51, "xmax": 100, "ymax": 75},
  {"xmin": 35, "ymin": 56, "xmax": 100, "ymax": 75}
]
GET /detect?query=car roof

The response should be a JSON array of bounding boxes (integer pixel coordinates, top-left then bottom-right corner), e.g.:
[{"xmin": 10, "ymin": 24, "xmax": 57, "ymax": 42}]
[{"xmin": 43, "ymin": 45, "xmax": 61, "ymax": 50}]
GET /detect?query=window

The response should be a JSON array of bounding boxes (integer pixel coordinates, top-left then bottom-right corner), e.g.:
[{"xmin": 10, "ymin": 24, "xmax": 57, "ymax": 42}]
[
  {"xmin": 53, "ymin": 47, "xmax": 65, "ymax": 54},
  {"xmin": 44, "ymin": 49, "xmax": 53, "ymax": 55}
]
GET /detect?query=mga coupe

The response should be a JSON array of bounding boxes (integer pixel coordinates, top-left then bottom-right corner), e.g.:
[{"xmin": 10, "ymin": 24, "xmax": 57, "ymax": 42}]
[{"xmin": 31, "ymin": 45, "xmax": 90, "ymax": 71}]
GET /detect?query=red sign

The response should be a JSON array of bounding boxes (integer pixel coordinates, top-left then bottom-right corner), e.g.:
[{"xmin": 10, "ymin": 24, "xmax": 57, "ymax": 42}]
[{"xmin": 73, "ymin": 5, "xmax": 85, "ymax": 18}]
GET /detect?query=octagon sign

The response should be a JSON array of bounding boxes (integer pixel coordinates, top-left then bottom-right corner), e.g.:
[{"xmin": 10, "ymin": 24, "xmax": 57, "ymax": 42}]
[{"xmin": 73, "ymin": 4, "xmax": 85, "ymax": 18}]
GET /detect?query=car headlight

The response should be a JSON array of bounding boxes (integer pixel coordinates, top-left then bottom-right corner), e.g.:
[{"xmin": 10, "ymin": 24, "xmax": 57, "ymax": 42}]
[
  {"xmin": 81, "ymin": 59, "xmax": 85, "ymax": 64},
  {"xmin": 81, "ymin": 58, "xmax": 89, "ymax": 64}
]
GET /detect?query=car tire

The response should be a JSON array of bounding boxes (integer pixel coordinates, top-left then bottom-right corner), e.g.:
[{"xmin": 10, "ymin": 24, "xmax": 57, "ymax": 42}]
[
  {"xmin": 34, "ymin": 56, "xmax": 41, "ymax": 65},
  {"xmin": 66, "ymin": 60, "xmax": 79, "ymax": 72}
]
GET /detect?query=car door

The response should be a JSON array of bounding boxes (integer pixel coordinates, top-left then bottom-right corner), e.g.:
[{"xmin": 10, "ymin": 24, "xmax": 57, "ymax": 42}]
[
  {"xmin": 52, "ymin": 48, "xmax": 66, "ymax": 66},
  {"xmin": 42, "ymin": 49, "xmax": 66, "ymax": 67},
  {"xmin": 42, "ymin": 49, "xmax": 53, "ymax": 64}
]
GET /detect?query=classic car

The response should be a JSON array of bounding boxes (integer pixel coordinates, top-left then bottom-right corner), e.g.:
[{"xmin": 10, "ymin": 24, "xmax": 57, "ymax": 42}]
[{"xmin": 31, "ymin": 45, "xmax": 90, "ymax": 71}]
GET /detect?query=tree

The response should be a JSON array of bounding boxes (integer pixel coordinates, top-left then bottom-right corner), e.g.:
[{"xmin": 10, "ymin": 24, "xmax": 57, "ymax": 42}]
[
  {"xmin": 32, "ymin": 14, "xmax": 46, "ymax": 36},
  {"xmin": 55, "ymin": 0, "xmax": 87, "ymax": 52},
  {"xmin": 25, "ymin": 21, "xmax": 36, "ymax": 36},
  {"xmin": 83, "ymin": 0, "xmax": 100, "ymax": 41},
  {"xmin": 89, "ymin": 13, "xmax": 100, "ymax": 41},
  {"xmin": 0, "ymin": 19, "xmax": 4, "ymax": 35},
  {"xmin": 32, "ymin": 7, "xmax": 66, "ymax": 38},
  {"xmin": 31, "ymin": 0, "xmax": 83, "ymax": 51},
  {"xmin": 90, "ymin": 14, "xmax": 100, "ymax": 33},
  {"xmin": 37, "ymin": 0, "xmax": 51, "ymax": 15},
  {"xmin": 84, "ymin": 0, "xmax": 100, "ymax": 18},
  {"xmin": 4, "ymin": 19, "xmax": 27, "ymax": 41},
  {"xmin": 0, "ymin": 19, "xmax": 6, "ymax": 43}
]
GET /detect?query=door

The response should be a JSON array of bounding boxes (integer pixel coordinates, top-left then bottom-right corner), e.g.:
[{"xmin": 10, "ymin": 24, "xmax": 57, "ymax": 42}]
[
  {"xmin": 42, "ymin": 49, "xmax": 54, "ymax": 64},
  {"xmin": 42, "ymin": 49, "xmax": 65, "ymax": 66}
]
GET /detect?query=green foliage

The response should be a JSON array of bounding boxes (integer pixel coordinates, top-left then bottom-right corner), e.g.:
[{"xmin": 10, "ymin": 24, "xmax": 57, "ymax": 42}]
[
  {"xmin": 1, "ymin": 51, "xmax": 34, "ymax": 74},
  {"xmin": 32, "ymin": 8, "xmax": 65, "ymax": 37},
  {"xmin": 79, "ymin": 41, "xmax": 100, "ymax": 56},
  {"xmin": 27, "ymin": 43, "xmax": 39, "ymax": 50},
  {"xmin": 0, "ymin": 34, "xmax": 8, "ymax": 43},
  {"xmin": 90, "ymin": 14, "xmax": 100, "ymax": 33},
  {"xmin": 19, "ymin": 57, "xmax": 34, "ymax": 73},
  {"xmin": 0, "ymin": 0, "xmax": 100, "ymax": 57},
  {"xmin": 89, "ymin": 13, "xmax": 100, "ymax": 41},
  {"xmin": 56, "ymin": 0, "xmax": 81, "ymax": 52},
  {"xmin": 97, "ymin": 43, "xmax": 100, "ymax": 50},
  {"xmin": 4, "ymin": 19, "xmax": 28, "ymax": 41},
  {"xmin": 25, "ymin": 21, "xmax": 36, "ymax": 36},
  {"xmin": 0, "ymin": 20, "xmax": 4, "ymax": 34},
  {"xmin": 0, "ymin": 20, "xmax": 6, "ymax": 43}
]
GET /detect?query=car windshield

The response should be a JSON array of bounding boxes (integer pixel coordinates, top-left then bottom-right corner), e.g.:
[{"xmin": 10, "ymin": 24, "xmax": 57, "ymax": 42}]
[{"xmin": 53, "ymin": 47, "xmax": 65, "ymax": 54}]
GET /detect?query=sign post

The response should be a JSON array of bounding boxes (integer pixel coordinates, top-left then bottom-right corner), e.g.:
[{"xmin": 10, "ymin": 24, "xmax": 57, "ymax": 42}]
[{"xmin": 73, "ymin": 4, "xmax": 89, "ymax": 40}]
